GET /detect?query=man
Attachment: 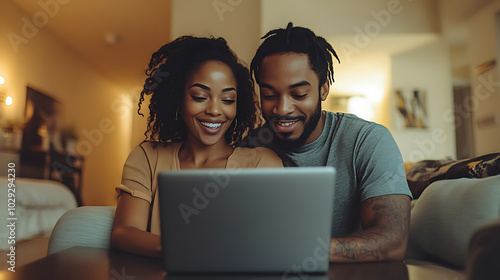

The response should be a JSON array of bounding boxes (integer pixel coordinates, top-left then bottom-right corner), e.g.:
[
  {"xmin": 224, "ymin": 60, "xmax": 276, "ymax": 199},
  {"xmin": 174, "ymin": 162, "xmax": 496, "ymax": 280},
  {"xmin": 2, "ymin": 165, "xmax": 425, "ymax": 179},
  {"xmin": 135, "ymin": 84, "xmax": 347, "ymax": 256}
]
[{"xmin": 242, "ymin": 23, "xmax": 412, "ymax": 263}]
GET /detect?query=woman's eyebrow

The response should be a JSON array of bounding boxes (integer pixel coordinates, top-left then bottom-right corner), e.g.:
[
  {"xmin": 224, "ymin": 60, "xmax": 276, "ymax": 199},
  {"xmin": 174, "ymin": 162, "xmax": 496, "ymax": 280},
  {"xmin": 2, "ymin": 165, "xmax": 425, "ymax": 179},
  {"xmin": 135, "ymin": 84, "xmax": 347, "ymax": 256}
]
[
  {"xmin": 189, "ymin": 83, "xmax": 210, "ymax": 90},
  {"xmin": 222, "ymin": 87, "xmax": 236, "ymax": 92},
  {"xmin": 189, "ymin": 84, "xmax": 235, "ymax": 92}
]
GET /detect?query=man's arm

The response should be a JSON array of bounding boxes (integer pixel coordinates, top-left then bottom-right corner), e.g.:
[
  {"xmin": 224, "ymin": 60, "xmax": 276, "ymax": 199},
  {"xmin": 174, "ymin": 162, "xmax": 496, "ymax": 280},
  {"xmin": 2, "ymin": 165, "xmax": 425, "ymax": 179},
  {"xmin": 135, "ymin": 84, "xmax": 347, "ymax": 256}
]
[{"xmin": 329, "ymin": 194, "xmax": 411, "ymax": 262}]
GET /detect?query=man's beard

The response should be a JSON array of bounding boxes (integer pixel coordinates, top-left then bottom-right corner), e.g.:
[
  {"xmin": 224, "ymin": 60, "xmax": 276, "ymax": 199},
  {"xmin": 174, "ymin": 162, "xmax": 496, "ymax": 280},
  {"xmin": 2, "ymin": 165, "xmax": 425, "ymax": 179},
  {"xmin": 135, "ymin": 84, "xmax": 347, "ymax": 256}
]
[{"xmin": 265, "ymin": 101, "xmax": 322, "ymax": 150}]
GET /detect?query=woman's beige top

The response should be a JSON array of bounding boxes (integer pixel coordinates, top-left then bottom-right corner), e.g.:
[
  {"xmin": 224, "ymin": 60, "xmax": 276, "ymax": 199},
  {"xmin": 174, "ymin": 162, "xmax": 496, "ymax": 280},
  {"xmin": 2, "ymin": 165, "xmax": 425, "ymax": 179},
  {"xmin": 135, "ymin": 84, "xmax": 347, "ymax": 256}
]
[{"xmin": 116, "ymin": 141, "xmax": 283, "ymax": 235}]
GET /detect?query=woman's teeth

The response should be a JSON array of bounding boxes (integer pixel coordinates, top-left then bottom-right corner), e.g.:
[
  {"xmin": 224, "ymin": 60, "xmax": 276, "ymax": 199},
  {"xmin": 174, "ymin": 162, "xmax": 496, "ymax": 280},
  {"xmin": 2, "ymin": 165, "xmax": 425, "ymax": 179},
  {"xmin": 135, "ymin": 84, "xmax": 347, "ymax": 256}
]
[{"xmin": 200, "ymin": 122, "xmax": 222, "ymax": 128}]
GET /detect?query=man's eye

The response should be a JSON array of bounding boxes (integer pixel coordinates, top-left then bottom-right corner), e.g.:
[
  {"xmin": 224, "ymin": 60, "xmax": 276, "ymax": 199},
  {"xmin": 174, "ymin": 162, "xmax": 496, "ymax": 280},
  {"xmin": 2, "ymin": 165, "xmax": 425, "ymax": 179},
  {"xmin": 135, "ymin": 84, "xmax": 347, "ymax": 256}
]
[
  {"xmin": 293, "ymin": 93, "xmax": 307, "ymax": 99},
  {"xmin": 262, "ymin": 95, "xmax": 276, "ymax": 100}
]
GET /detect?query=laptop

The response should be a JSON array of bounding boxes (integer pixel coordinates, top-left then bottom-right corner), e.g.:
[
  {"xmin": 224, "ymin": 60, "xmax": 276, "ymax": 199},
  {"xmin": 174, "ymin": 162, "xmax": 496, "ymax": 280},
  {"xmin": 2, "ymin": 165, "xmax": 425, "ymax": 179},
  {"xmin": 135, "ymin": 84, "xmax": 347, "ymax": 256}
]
[{"xmin": 158, "ymin": 167, "xmax": 335, "ymax": 274}]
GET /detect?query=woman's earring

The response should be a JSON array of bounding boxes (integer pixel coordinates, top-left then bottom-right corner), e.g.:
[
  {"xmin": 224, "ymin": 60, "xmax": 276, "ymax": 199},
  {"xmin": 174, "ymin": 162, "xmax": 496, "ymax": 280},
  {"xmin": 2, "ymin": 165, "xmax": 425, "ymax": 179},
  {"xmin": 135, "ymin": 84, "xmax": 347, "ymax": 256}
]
[
  {"xmin": 232, "ymin": 119, "xmax": 238, "ymax": 131},
  {"xmin": 175, "ymin": 110, "xmax": 180, "ymax": 121}
]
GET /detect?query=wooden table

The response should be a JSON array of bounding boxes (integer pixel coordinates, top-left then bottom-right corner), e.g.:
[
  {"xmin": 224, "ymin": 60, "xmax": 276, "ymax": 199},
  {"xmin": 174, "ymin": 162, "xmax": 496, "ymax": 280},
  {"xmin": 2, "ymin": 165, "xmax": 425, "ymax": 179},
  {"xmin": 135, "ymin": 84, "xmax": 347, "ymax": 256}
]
[{"xmin": 1, "ymin": 246, "xmax": 410, "ymax": 280}]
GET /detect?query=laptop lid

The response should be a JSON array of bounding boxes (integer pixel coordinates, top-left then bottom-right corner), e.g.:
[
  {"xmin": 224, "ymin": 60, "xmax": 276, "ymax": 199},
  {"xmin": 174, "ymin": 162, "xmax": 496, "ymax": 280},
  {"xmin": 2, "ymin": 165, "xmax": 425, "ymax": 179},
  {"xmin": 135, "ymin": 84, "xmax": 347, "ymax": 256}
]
[{"xmin": 158, "ymin": 167, "xmax": 335, "ymax": 274}]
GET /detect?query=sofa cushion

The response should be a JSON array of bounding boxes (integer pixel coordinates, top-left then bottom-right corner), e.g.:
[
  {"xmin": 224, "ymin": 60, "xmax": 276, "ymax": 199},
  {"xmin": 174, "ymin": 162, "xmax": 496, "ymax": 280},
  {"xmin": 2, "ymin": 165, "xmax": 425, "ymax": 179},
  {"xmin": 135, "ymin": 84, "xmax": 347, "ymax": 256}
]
[
  {"xmin": 409, "ymin": 175, "xmax": 500, "ymax": 267},
  {"xmin": 48, "ymin": 206, "xmax": 116, "ymax": 255}
]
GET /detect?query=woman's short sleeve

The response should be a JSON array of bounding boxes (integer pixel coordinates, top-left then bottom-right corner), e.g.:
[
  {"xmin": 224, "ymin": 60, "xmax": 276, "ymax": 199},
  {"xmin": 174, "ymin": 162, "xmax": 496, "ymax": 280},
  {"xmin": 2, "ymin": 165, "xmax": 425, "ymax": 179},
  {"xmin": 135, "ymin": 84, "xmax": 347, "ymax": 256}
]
[{"xmin": 116, "ymin": 144, "xmax": 155, "ymax": 203}]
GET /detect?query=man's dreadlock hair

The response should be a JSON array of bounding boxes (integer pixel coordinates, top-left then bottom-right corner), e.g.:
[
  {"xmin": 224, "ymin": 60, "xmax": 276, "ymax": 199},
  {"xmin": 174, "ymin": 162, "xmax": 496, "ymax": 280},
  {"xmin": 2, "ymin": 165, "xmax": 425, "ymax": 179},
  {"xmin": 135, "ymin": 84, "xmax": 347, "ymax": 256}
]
[{"xmin": 250, "ymin": 22, "xmax": 340, "ymax": 88}]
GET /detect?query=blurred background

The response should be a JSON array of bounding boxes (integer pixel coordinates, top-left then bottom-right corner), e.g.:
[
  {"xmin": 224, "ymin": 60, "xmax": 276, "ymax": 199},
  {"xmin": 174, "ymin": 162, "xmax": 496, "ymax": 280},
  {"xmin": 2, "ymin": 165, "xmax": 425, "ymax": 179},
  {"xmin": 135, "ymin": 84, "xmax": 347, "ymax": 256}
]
[{"xmin": 0, "ymin": 0, "xmax": 499, "ymax": 206}]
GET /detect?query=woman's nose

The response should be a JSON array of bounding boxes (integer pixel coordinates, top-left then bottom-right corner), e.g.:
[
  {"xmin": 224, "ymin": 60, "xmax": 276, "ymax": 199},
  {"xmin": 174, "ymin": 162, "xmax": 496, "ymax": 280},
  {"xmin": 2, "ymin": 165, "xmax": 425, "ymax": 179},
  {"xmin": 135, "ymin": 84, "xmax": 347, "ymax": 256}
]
[{"xmin": 206, "ymin": 100, "xmax": 222, "ymax": 115}]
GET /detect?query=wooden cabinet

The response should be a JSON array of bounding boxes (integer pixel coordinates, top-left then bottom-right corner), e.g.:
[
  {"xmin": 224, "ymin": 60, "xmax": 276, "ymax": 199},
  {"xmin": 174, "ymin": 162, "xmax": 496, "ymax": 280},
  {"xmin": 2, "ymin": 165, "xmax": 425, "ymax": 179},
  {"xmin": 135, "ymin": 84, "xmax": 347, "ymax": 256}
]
[
  {"xmin": 20, "ymin": 150, "xmax": 84, "ymax": 206},
  {"xmin": 0, "ymin": 148, "xmax": 20, "ymax": 176}
]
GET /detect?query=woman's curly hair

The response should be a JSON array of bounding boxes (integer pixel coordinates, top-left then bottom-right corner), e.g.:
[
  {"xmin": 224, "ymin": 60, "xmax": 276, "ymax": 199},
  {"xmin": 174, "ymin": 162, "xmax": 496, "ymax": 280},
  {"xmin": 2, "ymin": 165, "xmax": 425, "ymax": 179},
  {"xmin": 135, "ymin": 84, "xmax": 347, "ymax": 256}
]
[{"xmin": 138, "ymin": 36, "xmax": 260, "ymax": 147}]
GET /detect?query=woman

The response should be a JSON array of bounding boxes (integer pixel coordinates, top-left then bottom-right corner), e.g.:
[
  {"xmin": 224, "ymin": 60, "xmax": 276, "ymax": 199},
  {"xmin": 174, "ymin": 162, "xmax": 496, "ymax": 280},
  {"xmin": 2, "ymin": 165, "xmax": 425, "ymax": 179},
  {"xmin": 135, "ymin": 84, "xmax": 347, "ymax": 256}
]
[{"xmin": 111, "ymin": 36, "xmax": 283, "ymax": 258}]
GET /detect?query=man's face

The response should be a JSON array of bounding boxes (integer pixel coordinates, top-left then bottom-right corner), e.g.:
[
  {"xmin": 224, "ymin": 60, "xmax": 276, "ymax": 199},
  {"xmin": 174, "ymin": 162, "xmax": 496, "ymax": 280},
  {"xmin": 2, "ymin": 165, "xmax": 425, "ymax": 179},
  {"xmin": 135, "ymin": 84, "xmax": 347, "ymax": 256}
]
[{"xmin": 258, "ymin": 53, "xmax": 329, "ymax": 148}]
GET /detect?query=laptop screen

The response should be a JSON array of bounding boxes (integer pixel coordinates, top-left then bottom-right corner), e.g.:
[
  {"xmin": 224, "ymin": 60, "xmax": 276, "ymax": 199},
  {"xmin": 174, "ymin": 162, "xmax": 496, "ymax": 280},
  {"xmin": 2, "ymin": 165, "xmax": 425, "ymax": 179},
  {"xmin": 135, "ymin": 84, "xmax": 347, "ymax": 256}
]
[{"xmin": 158, "ymin": 167, "xmax": 335, "ymax": 274}]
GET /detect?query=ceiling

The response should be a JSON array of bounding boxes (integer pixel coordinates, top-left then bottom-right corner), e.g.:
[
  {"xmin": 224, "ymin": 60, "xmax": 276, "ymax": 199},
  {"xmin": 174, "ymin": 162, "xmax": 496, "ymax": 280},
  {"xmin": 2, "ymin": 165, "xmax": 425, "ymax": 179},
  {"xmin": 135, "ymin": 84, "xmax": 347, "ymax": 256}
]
[
  {"xmin": 10, "ymin": 0, "xmax": 172, "ymax": 91},
  {"xmin": 9, "ymin": 0, "xmax": 496, "ymax": 92}
]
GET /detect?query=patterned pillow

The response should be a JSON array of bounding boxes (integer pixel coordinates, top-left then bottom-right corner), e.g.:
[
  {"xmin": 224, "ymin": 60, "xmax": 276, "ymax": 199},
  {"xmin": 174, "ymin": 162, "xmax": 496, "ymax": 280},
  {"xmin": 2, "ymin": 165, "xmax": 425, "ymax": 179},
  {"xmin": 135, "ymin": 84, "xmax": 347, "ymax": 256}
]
[{"xmin": 406, "ymin": 153, "xmax": 500, "ymax": 199}]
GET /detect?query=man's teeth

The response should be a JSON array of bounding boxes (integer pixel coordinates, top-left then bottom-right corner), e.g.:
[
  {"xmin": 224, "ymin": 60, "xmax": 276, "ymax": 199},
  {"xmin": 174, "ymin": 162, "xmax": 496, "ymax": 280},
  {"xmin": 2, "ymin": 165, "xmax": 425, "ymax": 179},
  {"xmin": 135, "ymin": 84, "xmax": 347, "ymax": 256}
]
[
  {"xmin": 200, "ymin": 122, "xmax": 222, "ymax": 128},
  {"xmin": 277, "ymin": 120, "xmax": 298, "ymax": 127}
]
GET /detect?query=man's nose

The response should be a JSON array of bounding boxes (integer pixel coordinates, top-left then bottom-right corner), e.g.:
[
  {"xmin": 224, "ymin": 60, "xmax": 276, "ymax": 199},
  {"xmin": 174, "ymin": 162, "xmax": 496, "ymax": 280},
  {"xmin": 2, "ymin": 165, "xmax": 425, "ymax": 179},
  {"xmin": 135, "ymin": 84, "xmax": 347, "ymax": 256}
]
[{"xmin": 273, "ymin": 96, "xmax": 294, "ymax": 116}]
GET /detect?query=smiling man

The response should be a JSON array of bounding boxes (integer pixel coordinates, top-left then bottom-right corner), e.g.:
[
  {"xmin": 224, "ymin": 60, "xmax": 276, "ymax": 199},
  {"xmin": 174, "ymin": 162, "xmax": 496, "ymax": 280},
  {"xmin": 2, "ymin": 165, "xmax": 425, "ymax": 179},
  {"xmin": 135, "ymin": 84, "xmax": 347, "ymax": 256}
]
[{"xmin": 243, "ymin": 23, "xmax": 412, "ymax": 263}]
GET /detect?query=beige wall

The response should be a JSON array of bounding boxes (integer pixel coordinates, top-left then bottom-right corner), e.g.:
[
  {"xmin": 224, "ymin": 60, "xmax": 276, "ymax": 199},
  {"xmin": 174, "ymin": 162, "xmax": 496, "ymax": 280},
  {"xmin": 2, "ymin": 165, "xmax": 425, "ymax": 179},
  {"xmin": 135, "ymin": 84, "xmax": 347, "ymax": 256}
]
[
  {"xmin": 260, "ymin": 0, "xmax": 456, "ymax": 160},
  {"xmin": 170, "ymin": 0, "xmax": 261, "ymax": 66},
  {"xmin": 390, "ymin": 40, "xmax": 456, "ymax": 161},
  {"xmin": 323, "ymin": 52, "xmax": 392, "ymax": 127},
  {"xmin": 128, "ymin": 0, "xmax": 263, "ymax": 149},
  {"xmin": 0, "ymin": 1, "xmax": 132, "ymax": 205},
  {"xmin": 261, "ymin": 0, "xmax": 440, "ymax": 36},
  {"xmin": 466, "ymin": 0, "xmax": 500, "ymax": 155}
]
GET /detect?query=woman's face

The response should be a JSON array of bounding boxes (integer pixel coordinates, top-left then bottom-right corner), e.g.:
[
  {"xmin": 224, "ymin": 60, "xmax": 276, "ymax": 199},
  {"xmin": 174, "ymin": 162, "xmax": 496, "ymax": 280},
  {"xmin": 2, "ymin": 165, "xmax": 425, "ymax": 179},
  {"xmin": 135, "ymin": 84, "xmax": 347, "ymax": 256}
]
[{"xmin": 182, "ymin": 60, "xmax": 237, "ymax": 146}]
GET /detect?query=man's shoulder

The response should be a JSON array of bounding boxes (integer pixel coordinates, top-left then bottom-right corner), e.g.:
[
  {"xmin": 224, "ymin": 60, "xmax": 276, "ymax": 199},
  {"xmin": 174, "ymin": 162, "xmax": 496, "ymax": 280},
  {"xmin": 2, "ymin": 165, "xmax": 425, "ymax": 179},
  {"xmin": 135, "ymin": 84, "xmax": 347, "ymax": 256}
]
[
  {"xmin": 327, "ymin": 111, "xmax": 390, "ymax": 137},
  {"xmin": 329, "ymin": 111, "xmax": 378, "ymax": 127}
]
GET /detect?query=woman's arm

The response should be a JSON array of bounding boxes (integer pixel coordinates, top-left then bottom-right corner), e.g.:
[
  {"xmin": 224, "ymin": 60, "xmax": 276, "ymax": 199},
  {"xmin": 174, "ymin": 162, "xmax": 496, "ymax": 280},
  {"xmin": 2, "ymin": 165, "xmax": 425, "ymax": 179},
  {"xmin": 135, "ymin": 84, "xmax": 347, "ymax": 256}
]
[{"xmin": 111, "ymin": 191, "xmax": 162, "ymax": 258}]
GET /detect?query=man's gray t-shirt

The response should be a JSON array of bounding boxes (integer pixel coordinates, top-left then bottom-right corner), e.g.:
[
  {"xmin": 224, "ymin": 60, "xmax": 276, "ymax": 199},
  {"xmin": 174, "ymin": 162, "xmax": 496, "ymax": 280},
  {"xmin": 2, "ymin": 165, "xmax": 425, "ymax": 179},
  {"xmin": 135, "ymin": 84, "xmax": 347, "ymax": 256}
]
[{"xmin": 241, "ymin": 112, "xmax": 412, "ymax": 237}]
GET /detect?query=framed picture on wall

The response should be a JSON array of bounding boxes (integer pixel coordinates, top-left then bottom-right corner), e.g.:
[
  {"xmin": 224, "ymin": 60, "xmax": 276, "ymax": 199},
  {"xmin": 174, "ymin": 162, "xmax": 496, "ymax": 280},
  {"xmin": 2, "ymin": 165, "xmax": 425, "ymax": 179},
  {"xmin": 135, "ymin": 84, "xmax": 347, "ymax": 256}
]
[
  {"xmin": 22, "ymin": 86, "xmax": 62, "ymax": 152},
  {"xmin": 394, "ymin": 89, "xmax": 428, "ymax": 129}
]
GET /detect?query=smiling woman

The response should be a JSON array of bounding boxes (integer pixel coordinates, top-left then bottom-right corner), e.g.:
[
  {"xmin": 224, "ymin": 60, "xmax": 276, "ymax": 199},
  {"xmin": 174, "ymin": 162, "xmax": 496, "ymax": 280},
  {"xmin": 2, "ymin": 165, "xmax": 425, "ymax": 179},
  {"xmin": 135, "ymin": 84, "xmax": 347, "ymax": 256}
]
[
  {"xmin": 182, "ymin": 61, "xmax": 238, "ymax": 148},
  {"xmin": 110, "ymin": 36, "xmax": 283, "ymax": 258}
]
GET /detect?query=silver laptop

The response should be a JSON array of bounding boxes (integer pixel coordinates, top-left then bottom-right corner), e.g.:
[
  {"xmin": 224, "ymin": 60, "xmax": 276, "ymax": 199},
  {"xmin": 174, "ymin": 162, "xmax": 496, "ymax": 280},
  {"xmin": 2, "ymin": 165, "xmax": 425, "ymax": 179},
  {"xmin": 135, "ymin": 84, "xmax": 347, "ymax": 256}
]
[{"xmin": 158, "ymin": 167, "xmax": 335, "ymax": 274}]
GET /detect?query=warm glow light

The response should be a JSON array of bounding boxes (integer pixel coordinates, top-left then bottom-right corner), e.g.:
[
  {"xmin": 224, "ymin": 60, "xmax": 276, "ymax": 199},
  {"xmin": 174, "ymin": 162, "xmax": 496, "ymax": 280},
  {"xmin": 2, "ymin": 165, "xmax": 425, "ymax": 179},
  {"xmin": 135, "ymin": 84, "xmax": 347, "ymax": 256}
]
[
  {"xmin": 0, "ymin": 76, "xmax": 4, "ymax": 85},
  {"xmin": 348, "ymin": 97, "xmax": 374, "ymax": 121},
  {"xmin": 6, "ymin": 96, "xmax": 13, "ymax": 106}
]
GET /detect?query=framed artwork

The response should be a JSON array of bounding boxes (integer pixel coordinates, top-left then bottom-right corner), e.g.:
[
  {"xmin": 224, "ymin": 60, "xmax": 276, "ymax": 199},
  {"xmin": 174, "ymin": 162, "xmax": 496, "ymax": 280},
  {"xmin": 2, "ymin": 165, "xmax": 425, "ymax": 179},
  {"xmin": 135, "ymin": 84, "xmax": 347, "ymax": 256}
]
[
  {"xmin": 22, "ymin": 87, "xmax": 62, "ymax": 151},
  {"xmin": 394, "ymin": 89, "xmax": 428, "ymax": 129}
]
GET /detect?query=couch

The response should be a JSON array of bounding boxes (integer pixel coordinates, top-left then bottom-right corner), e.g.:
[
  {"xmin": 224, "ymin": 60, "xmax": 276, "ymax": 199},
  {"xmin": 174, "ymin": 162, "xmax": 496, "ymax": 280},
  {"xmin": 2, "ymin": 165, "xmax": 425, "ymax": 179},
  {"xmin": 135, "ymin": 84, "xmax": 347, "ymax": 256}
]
[
  {"xmin": 47, "ymin": 176, "xmax": 500, "ymax": 279},
  {"xmin": 0, "ymin": 176, "xmax": 77, "ymax": 251},
  {"xmin": 405, "ymin": 175, "xmax": 500, "ymax": 279}
]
